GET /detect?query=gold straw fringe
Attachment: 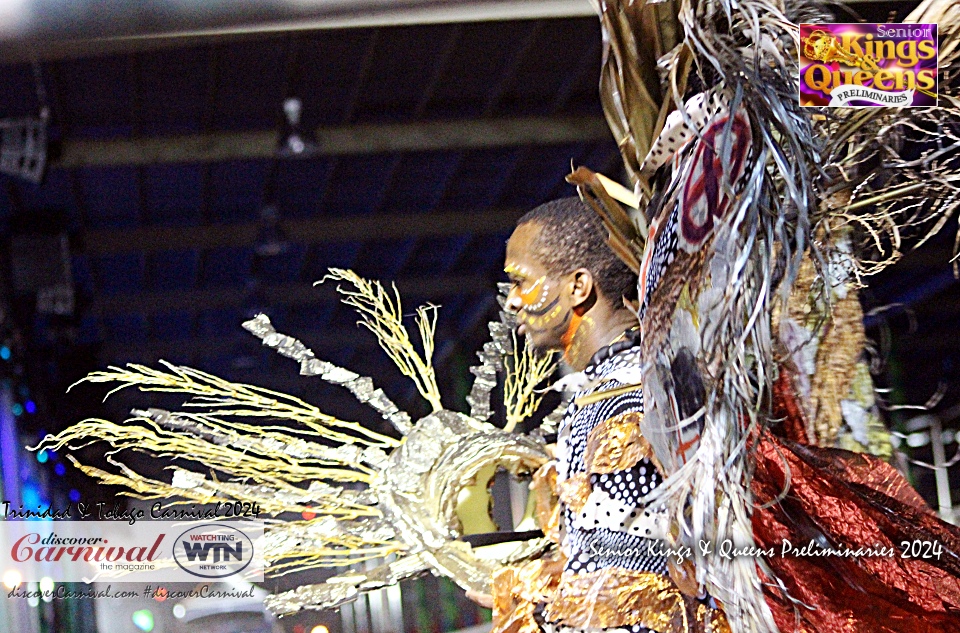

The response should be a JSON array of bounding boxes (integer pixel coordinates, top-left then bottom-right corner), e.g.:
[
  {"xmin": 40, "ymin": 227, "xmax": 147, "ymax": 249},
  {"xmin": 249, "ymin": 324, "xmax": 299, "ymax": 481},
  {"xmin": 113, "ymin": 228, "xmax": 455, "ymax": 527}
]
[
  {"xmin": 503, "ymin": 330, "xmax": 556, "ymax": 432},
  {"xmin": 321, "ymin": 269, "xmax": 443, "ymax": 411},
  {"xmin": 71, "ymin": 361, "xmax": 399, "ymax": 448},
  {"xmin": 45, "ymin": 418, "xmax": 376, "ymax": 485}
]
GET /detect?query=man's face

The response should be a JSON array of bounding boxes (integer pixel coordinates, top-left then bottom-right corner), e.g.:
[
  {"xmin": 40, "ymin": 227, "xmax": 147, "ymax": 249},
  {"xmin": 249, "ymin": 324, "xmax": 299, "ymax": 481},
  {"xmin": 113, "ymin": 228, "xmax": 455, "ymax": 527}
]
[{"xmin": 504, "ymin": 223, "xmax": 576, "ymax": 352}]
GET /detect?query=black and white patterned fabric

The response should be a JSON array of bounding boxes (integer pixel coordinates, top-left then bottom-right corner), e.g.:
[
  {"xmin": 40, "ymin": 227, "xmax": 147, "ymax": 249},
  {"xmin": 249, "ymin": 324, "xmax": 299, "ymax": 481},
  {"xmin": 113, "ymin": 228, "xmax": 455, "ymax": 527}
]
[
  {"xmin": 552, "ymin": 334, "xmax": 669, "ymax": 633},
  {"xmin": 638, "ymin": 92, "xmax": 718, "ymax": 175},
  {"xmin": 638, "ymin": 207, "xmax": 678, "ymax": 320}
]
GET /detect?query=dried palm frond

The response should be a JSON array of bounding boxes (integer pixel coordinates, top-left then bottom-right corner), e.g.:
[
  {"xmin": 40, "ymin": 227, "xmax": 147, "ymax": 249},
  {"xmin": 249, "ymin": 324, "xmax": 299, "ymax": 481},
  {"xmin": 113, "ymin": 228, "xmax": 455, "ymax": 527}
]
[
  {"xmin": 596, "ymin": 0, "xmax": 684, "ymax": 204},
  {"xmin": 503, "ymin": 330, "xmax": 557, "ymax": 433},
  {"xmin": 568, "ymin": 165, "xmax": 645, "ymax": 274},
  {"xmin": 321, "ymin": 268, "xmax": 443, "ymax": 411}
]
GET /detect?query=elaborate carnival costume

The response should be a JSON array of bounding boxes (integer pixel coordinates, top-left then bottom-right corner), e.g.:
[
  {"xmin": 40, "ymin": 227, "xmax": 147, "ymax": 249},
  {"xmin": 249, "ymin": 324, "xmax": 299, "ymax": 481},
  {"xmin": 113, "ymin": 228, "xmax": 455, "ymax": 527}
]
[
  {"xmin": 491, "ymin": 329, "xmax": 729, "ymax": 633},
  {"xmin": 493, "ymin": 198, "xmax": 728, "ymax": 633},
  {"xmin": 563, "ymin": 0, "xmax": 960, "ymax": 631},
  {"xmin": 41, "ymin": 270, "xmax": 563, "ymax": 612},
  {"xmin": 39, "ymin": 0, "xmax": 960, "ymax": 631}
]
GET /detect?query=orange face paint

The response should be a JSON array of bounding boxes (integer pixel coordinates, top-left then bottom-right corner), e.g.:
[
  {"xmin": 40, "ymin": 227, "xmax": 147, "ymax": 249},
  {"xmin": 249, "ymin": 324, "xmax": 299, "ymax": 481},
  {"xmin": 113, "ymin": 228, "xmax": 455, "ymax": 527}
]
[
  {"xmin": 518, "ymin": 276, "xmax": 546, "ymax": 306},
  {"xmin": 560, "ymin": 310, "xmax": 584, "ymax": 358}
]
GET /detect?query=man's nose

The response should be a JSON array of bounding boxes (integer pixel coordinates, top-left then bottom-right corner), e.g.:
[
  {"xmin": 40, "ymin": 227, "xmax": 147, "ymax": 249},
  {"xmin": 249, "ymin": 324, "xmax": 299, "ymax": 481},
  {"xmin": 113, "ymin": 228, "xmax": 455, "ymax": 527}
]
[{"xmin": 505, "ymin": 287, "xmax": 523, "ymax": 314}]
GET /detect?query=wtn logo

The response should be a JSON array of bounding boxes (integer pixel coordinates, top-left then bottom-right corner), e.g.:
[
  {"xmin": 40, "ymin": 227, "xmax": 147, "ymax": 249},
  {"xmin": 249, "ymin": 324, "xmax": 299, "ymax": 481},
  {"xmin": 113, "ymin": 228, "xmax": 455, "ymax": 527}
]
[
  {"xmin": 173, "ymin": 524, "xmax": 254, "ymax": 578},
  {"xmin": 180, "ymin": 541, "xmax": 243, "ymax": 563}
]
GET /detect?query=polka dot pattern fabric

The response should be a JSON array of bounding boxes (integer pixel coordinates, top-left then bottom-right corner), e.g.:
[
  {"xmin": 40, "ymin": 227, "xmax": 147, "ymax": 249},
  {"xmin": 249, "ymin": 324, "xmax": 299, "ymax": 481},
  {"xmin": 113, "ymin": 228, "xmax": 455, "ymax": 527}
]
[
  {"xmin": 569, "ymin": 471, "xmax": 667, "ymax": 539},
  {"xmin": 638, "ymin": 208, "xmax": 678, "ymax": 320},
  {"xmin": 556, "ymin": 343, "xmax": 669, "ymax": 580},
  {"xmin": 636, "ymin": 92, "xmax": 727, "ymax": 321},
  {"xmin": 639, "ymin": 92, "xmax": 718, "ymax": 175},
  {"xmin": 591, "ymin": 462, "xmax": 663, "ymax": 507}
]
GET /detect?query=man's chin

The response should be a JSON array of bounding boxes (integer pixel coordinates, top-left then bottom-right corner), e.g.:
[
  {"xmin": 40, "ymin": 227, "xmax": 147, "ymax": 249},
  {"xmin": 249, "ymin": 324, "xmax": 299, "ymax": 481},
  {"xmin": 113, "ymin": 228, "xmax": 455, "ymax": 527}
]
[{"xmin": 523, "ymin": 332, "xmax": 560, "ymax": 356}]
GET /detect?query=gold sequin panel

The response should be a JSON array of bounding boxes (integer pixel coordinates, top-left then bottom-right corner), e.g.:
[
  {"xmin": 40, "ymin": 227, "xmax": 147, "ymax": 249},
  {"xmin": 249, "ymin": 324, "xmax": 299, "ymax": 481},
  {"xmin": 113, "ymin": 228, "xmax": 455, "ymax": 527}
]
[
  {"xmin": 545, "ymin": 568, "xmax": 730, "ymax": 633},
  {"xmin": 492, "ymin": 555, "xmax": 565, "ymax": 633},
  {"xmin": 531, "ymin": 461, "xmax": 563, "ymax": 544},
  {"xmin": 584, "ymin": 411, "xmax": 654, "ymax": 474}
]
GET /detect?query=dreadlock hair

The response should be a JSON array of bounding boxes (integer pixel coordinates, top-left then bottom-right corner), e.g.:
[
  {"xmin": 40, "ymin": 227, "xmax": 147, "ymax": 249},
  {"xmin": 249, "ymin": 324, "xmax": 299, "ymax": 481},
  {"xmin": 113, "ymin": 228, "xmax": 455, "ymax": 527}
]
[{"xmin": 517, "ymin": 197, "xmax": 638, "ymax": 304}]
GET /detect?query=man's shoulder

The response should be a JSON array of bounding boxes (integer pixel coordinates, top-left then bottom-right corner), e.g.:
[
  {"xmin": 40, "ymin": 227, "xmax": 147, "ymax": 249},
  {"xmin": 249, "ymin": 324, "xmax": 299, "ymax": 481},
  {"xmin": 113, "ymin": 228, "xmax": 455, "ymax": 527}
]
[
  {"xmin": 573, "ymin": 348, "xmax": 644, "ymax": 412},
  {"xmin": 586, "ymin": 345, "xmax": 642, "ymax": 385}
]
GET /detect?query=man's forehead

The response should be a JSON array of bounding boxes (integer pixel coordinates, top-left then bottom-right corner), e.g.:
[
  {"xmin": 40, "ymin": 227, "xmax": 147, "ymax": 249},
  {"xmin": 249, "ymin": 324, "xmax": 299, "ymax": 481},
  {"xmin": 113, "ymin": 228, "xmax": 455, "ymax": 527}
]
[
  {"xmin": 504, "ymin": 261, "xmax": 530, "ymax": 276},
  {"xmin": 504, "ymin": 223, "xmax": 543, "ymax": 274}
]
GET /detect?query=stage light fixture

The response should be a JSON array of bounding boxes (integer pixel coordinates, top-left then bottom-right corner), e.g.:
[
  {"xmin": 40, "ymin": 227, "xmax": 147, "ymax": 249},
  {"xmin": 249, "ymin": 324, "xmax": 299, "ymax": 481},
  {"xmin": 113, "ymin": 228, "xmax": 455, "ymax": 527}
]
[
  {"xmin": 0, "ymin": 113, "xmax": 47, "ymax": 183},
  {"xmin": 278, "ymin": 97, "xmax": 317, "ymax": 158}
]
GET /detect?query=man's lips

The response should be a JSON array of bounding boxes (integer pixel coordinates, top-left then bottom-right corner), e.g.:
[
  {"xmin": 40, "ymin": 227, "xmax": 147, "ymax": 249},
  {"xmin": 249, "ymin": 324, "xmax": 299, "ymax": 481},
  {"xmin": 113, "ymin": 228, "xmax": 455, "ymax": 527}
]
[{"xmin": 517, "ymin": 322, "xmax": 527, "ymax": 336}]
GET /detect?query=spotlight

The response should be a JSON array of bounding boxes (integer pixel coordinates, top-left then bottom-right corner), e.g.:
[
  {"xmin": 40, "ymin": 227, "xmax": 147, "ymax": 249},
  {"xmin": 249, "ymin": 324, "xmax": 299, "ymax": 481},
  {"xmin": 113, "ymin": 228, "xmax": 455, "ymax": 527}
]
[
  {"xmin": 39, "ymin": 577, "xmax": 53, "ymax": 602},
  {"xmin": 2, "ymin": 569, "xmax": 22, "ymax": 589},
  {"xmin": 132, "ymin": 609, "xmax": 155, "ymax": 632},
  {"xmin": 0, "ymin": 114, "xmax": 47, "ymax": 183},
  {"xmin": 277, "ymin": 97, "xmax": 317, "ymax": 158}
]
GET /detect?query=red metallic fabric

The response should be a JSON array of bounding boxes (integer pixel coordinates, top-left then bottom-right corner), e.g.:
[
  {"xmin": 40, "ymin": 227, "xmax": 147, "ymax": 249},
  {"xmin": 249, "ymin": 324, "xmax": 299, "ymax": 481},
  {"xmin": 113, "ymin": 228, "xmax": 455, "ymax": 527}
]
[
  {"xmin": 770, "ymin": 364, "xmax": 813, "ymax": 445},
  {"xmin": 752, "ymin": 435, "xmax": 960, "ymax": 632}
]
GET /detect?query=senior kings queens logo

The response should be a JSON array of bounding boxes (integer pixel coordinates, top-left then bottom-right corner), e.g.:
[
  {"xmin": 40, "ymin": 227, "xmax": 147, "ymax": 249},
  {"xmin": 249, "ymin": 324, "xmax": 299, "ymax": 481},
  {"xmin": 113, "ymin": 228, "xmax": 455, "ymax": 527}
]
[{"xmin": 800, "ymin": 23, "xmax": 938, "ymax": 107}]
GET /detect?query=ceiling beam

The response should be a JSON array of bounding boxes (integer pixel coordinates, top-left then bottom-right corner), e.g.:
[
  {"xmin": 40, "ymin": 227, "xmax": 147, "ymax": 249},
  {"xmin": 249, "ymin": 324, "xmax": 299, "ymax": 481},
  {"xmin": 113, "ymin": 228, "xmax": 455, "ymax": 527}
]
[
  {"xmin": 82, "ymin": 207, "xmax": 524, "ymax": 256},
  {"xmin": 54, "ymin": 115, "xmax": 611, "ymax": 169},
  {"xmin": 88, "ymin": 273, "xmax": 494, "ymax": 319},
  {"xmin": 0, "ymin": 0, "xmax": 902, "ymax": 63},
  {"xmin": 0, "ymin": 1, "xmax": 596, "ymax": 64}
]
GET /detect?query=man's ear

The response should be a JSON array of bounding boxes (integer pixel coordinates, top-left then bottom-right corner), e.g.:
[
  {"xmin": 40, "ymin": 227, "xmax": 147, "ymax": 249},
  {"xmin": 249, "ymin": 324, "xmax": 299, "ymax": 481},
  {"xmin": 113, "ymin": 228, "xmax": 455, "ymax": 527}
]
[{"xmin": 569, "ymin": 268, "xmax": 595, "ymax": 309}]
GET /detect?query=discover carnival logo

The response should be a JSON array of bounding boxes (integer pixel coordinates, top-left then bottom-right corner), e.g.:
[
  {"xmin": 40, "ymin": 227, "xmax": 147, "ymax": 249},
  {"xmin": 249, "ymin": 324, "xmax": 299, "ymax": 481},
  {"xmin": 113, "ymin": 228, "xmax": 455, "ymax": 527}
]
[
  {"xmin": 0, "ymin": 520, "xmax": 263, "ymax": 583},
  {"xmin": 799, "ymin": 23, "xmax": 938, "ymax": 107},
  {"xmin": 173, "ymin": 524, "xmax": 255, "ymax": 579}
]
